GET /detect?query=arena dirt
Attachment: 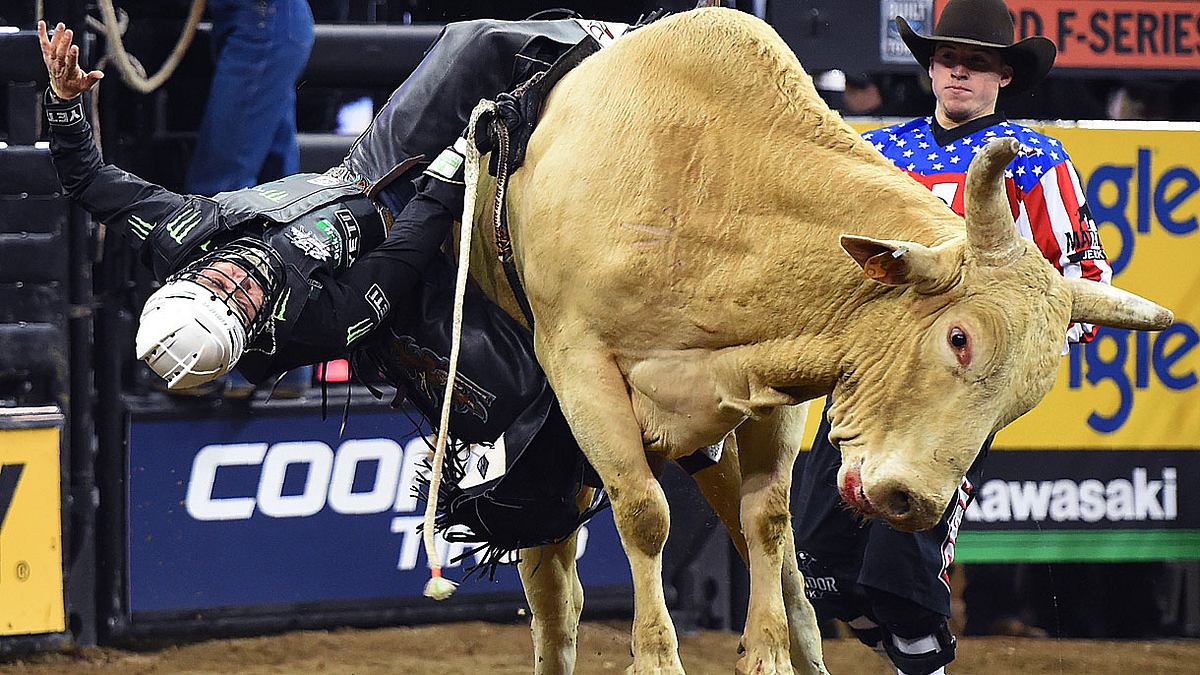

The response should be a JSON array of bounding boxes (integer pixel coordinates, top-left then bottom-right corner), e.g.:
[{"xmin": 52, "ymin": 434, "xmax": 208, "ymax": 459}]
[{"xmin": 1, "ymin": 621, "xmax": 1196, "ymax": 674}]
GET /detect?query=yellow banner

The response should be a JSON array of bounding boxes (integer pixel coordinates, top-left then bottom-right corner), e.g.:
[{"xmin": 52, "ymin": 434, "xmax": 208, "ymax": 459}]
[
  {"xmin": 838, "ymin": 122, "xmax": 1200, "ymax": 449},
  {"xmin": 0, "ymin": 424, "xmax": 66, "ymax": 636}
]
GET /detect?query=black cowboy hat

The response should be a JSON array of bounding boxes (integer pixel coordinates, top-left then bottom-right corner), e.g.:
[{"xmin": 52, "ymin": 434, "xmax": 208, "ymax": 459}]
[{"xmin": 896, "ymin": 0, "xmax": 1056, "ymax": 94}]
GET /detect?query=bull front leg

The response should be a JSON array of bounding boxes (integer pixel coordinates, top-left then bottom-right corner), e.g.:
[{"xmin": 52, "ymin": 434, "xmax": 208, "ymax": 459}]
[
  {"xmin": 690, "ymin": 423, "xmax": 828, "ymax": 675},
  {"xmin": 542, "ymin": 347, "xmax": 684, "ymax": 674},
  {"xmin": 519, "ymin": 488, "xmax": 593, "ymax": 675},
  {"xmin": 733, "ymin": 406, "xmax": 826, "ymax": 675}
]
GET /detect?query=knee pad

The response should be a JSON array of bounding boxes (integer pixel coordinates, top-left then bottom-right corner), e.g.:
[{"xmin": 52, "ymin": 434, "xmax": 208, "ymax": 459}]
[
  {"xmin": 866, "ymin": 587, "xmax": 956, "ymax": 675},
  {"xmin": 879, "ymin": 622, "xmax": 956, "ymax": 675}
]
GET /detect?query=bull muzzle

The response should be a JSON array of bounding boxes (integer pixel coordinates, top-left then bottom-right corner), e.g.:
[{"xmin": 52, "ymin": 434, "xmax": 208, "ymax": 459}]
[{"xmin": 839, "ymin": 460, "xmax": 951, "ymax": 531}]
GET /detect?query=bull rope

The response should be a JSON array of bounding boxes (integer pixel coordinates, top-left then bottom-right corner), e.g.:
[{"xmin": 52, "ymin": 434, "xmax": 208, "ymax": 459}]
[{"xmin": 421, "ymin": 99, "xmax": 507, "ymax": 600}]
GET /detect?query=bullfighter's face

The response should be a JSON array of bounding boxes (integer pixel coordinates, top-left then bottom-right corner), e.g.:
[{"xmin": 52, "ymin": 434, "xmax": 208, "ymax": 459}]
[{"xmin": 928, "ymin": 43, "xmax": 1013, "ymax": 125}]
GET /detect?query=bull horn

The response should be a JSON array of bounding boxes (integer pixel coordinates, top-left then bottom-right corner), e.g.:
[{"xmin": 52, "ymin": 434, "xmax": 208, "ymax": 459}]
[
  {"xmin": 1064, "ymin": 277, "xmax": 1175, "ymax": 330},
  {"xmin": 964, "ymin": 137, "xmax": 1023, "ymax": 267}
]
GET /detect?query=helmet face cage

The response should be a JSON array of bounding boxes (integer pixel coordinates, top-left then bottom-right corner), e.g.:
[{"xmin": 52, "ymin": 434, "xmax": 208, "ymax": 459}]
[{"xmin": 167, "ymin": 238, "xmax": 286, "ymax": 342}]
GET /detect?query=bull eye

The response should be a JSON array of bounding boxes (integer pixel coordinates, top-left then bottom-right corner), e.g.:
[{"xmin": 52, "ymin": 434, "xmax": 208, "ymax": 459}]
[{"xmin": 947, "ymin": 326, "xmax": 972, "ymax": 367}]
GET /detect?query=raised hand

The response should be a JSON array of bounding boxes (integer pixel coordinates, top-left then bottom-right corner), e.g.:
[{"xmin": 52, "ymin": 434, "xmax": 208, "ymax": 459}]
[{"xmin": 37, "ymin": 20, "xmax": 104, "ymax": 100}]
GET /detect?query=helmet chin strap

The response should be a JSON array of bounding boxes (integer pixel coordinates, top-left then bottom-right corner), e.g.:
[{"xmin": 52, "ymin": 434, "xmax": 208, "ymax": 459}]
[{"xmin": 136, "ymin": 238, "xmax": 285, "ymax": 390}]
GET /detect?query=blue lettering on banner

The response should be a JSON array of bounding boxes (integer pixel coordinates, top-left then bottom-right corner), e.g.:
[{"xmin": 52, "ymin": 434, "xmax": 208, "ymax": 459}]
[
  {"xmin": 1086, "ymin": 149, "xmax": 1199, "ymax": 275},
  {"xmin": 1067, "ymin": 148, "xmax": 1198, "ymax": 434},
  {"xmin": 127, "ymin": 411, "xmax": 631, "ymax": 613},
  {"xmin": 1068, "ymin": 322, "xmax": 1199, "ymax": 433}
]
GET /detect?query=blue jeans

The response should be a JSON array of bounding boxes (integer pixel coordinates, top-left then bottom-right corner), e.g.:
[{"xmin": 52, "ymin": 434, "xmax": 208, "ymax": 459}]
[{"xmin": 185, "ymin": 0, "xmax": 314, "ymax": 195}]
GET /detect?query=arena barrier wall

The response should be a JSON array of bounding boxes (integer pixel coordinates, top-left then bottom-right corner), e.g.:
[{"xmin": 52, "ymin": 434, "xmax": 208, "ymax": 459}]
[
  {"xmin": 824, "ymin": 120, "xmax": 1200, "ymax": 563},
  {"xmin": 98, "ymin": 396, "xmax": 636, "ymax": 641},
  {"xmin": 0, "ymin": 408, "xmax": 70, "ymax": 655}
]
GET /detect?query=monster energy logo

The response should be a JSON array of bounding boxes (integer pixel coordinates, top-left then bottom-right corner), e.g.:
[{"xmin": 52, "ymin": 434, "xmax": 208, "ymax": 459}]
[
  {"xmin": 164, "ymin": 208, "xmax": 203, "ymax": 245},
  {"xmin": 273, "ymin": 287, "xmax": 292, "ymax": 322},
  {"xmin": 254, "ymin": 187, "xmax": 290, "ymax": 203},
  {"xmin": 128, "ymin": 215, "xmax": 154, "ymax": 240},
  {"xmin": 346, "ymin": 318, "xmax": 374, "ymax": 346}
]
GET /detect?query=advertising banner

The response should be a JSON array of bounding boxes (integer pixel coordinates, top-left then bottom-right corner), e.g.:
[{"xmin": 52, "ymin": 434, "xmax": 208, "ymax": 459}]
[
  {"xmin": 933, "ymin": 0, "xmax": 1200, "ymax": 71},
  {"xmin": 956, "ymin": 449, "xmax": 1200, "ymax": 562},
  {"xmin": 127, "ymin": 408, "xmax": 631, "ymax": 615},
  {"xmin": 995, "ymin": 125, "xmax": 1199, "ymax": 449},
  {"xmin": 0, "ymin": 410, "xmax": 65, "ymax": 636}
]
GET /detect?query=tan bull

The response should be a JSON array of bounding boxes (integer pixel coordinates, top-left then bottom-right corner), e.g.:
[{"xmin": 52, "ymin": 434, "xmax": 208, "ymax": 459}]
[{"xmin": 462, "ymin": 7, "xmax": 1172, "ymax": 674}]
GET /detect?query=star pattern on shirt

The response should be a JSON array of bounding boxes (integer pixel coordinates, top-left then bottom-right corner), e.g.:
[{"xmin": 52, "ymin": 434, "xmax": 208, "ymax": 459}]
[{"xmin": 865, "ymin": 118, "xmax": 1070, "ymax": 194}]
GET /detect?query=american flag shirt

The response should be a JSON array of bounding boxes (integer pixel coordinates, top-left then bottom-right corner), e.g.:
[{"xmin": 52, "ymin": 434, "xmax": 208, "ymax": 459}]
[{"xmin": 861, "ymin": 114, "xmax": 1111, "ymax": 344}]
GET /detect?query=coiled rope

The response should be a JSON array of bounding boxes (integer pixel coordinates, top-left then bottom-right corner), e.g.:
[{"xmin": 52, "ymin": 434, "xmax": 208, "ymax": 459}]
[{"xmin": 87, "ymin": 0, "xmax": 206, "ymax": 94}]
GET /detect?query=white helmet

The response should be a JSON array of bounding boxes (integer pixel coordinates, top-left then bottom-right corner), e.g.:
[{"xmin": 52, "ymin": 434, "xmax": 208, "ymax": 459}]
[{"xmin": 136, "ymin": 279, "xmax": 248, "ymax": 390}]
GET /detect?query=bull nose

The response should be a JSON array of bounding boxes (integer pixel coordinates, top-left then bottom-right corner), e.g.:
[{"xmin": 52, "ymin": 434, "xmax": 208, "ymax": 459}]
[
  {"xmin": 879, "ymin": 488, "xmax": 912, "ymax": 519},
  {"xmin": 869, "ymin": 479, "xmax": 941, "ymax": 531}
]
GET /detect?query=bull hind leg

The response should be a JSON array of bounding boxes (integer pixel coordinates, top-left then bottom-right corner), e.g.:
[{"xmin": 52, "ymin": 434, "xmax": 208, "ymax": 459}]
[
  {"xmin": 519, "ymin": 488, "xmax": 593, "ymax": 675},
  {"xmin": 734, "ymin": 406, "xmax": 827, "ymax": 675},
  {"xmin": 539, "ymin": 346, "xmax": 684, "ymax": 674},
  {"xmin": 690, "ymin": 428, "xmax": 827, "ymax": 675}
]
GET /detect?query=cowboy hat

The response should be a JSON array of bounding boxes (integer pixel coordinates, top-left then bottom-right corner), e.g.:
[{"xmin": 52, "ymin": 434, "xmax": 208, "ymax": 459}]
[{"xmin": 896, "ymin": 0, "xmax": 1056, "ymax": 94}]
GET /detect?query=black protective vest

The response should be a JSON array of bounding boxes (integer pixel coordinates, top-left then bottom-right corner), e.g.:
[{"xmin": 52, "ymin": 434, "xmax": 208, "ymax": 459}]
[{"xmin": 209, "ymin": 173, "xmax": 389, "ymax": 344}]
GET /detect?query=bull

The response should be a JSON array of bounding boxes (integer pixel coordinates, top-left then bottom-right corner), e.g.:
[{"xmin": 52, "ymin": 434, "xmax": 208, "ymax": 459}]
[{"xmin": 456, "ymin": 8, "xmax": 1172, "ymax": 674}]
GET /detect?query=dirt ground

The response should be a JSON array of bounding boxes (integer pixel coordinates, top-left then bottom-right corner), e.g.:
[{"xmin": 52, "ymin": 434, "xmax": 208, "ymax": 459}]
[{"xmin": 2, "ymin": 621, "xmax": 1197, "ymax": 675}]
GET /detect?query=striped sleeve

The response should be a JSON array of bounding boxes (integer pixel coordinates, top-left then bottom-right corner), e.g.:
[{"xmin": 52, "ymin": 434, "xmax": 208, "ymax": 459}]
[{"xmin": 1020, "ymin": 154, "xmax": 1112, "ymax": 344}]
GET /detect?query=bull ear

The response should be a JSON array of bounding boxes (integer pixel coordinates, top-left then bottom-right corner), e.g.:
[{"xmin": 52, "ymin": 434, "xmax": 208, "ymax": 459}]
[
  {"xmin": 840, "ymin": 235, "xmax": 952, "ymax": 287},
  {"xmin": 1063, "ymin": 277, "xmax": 1174, "ymax": 330}
]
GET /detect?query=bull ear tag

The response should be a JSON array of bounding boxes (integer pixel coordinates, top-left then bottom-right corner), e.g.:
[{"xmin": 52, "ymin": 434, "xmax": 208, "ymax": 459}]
[{"xmin": 863, "ymin": 247, "xmax": 909, "ymax": 281}]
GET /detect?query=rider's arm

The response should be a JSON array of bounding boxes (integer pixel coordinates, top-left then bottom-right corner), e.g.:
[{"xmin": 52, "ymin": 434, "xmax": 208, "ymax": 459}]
[{"xmin": 45, "ymin": 90, "xmax": 226, "ymax": 280}]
